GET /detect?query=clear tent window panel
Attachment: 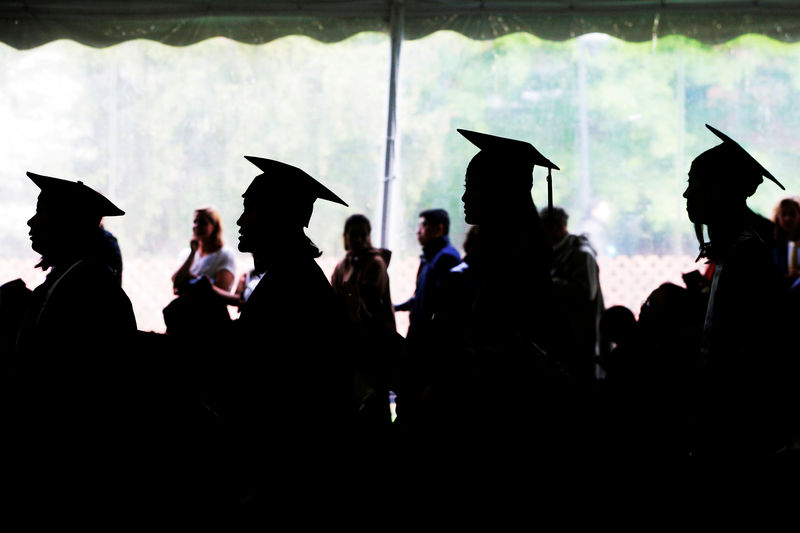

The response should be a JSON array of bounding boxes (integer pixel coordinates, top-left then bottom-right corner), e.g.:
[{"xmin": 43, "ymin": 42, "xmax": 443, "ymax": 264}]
[
  {"xmin": 3, "ymin": 28, "xmax": 800, "ymax": 331},
  {"xmin": 392, "ymin": 32, "xmax": 800, "ymax": 320},
  {"xmin": 0, "ymin": 34, "xmax": 390, "ymax": 331}
]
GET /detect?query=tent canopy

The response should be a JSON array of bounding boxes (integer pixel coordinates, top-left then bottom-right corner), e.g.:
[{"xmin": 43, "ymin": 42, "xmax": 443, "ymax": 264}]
[{"xmin": 3, "ymin": 1, "xmax": 800, "ymax": 49}]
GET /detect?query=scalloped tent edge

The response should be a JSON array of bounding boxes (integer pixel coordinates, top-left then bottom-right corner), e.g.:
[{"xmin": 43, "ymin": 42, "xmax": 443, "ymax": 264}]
[
  {"xmin": 2, "ymin": 1, "xmax": 800, "ymax": 49},
  {"xmin": 6, "ymin": 0, "xmax": 800, "ymax": 249}
]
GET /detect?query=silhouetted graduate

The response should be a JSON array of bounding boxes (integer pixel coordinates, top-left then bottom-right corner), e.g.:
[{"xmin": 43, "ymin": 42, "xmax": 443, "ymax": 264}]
[
  {"xmin": 15, "ymin": 173, "xmax": 135, "ymax": 378},
  {"xmin": 220, "ymin": 156, "xmax": 352, "ymax": 504},
  {"xmin": 456, "ymin": 129, "xmax": 563, "ymax": 361},
  {"xmin": 418, "ymin": 129, "xmax": 574, "ymax": 478},
  {"xmin": 7, "ymin": 173, "xmax": 146, "ymax": 511},
  {"xmin": 684, "ymin": 124, "xmax": 794, "ymax": 459}
]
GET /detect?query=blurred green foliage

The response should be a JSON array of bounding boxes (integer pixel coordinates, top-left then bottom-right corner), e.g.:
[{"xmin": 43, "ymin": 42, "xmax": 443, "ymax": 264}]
[
  {"xmin": 1, "ymin": 31, "xmax": 799, "ymax": 267},
  {"xmin": 398, "ymin": 32, "xmax": 800, "ymax": 258}
]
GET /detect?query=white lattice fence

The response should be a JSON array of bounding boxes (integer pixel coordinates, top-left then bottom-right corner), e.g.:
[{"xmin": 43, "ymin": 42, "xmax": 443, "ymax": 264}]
[
  {"xmin": 597, "ymin": 254, "xmax": 700, "ymax": 316},
  {"xmin": 0, "ymin": 253, "xmax": 702, "ymax": 334}
]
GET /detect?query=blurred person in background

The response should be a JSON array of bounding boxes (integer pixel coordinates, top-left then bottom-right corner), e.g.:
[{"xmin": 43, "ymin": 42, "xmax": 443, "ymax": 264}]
[
  {"xmin": 331, "ymin": 214, "xmax": 396, "ymax": 333},
  {"xmin": 394, "ymin": 208, "xmax": 461, "ymax": 337},
  {"xmin": 771, "ymin": 196, "xmax": 800, "ymax": 286},
  {"xmin": 540, "ymin": 206, "xmax": 605, "ymax": 383},
  {"xmin": 392, "ymin": 208, "xmax": 460, "ymax": 429},
  {"xmin": 331, "ymin": 214, "xmax": 399, "ymax": 429},
  {"xmin": 171, "ymin": 206, "xmax": 236, "ymax": 298},
  {"xmin": 165, "ymin": 206, "xmax": 236, "ymax": 336}
]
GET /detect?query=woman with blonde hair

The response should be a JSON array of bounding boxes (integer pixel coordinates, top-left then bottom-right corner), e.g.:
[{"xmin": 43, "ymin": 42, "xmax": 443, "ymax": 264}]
[{"xmin": 171, "ymin": 206, "xmax": 236, "ymax": 298}]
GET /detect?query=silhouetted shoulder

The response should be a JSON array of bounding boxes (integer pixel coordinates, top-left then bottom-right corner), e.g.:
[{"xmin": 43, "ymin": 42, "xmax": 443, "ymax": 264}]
[
  {"xmin": 241, "ymin": 257, "xmax": 335, "ymax": 322},
  {"xmin": 18, "ymin": 259, "xmax": 136, "ymax": 359}
]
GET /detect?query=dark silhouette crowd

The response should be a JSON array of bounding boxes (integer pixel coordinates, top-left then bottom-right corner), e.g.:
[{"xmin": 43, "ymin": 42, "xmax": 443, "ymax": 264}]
[{"xmin": 2, "ymin": 124, "xmax": 800, "ymax": 516}]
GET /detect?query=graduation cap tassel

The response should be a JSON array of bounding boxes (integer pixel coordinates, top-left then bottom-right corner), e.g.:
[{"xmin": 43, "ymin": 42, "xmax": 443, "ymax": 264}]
[
  {"xmin": 547, "ymin": 166, "xmax": 554, "ymax": 223},
  {"xmin": 694, "ymin": 222, "xmax": 711, "ymax": 261}
]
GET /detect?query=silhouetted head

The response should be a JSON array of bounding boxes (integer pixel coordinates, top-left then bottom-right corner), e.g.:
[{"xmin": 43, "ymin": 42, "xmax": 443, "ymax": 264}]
[
  {"xmin": 539, "ymin": 206, "xmax": 569, "ymax": 246},
  {"xmin": 194, "ymin": 207, "xmax": 224, "ymax": 250},
  {"xmin": 638, "ymin": 282, "xmax": 702, "ymax": 351},
  {"xmin": 773, "ymin": 197, "xmax": 800, "ymax": 241},
  {"xmin": 417, "ymin": 208, "xmax": 450, "ymax": 246},
  {"xmin": 237, "ymin": 156, "xmax": 347, "ymax": 257},
  {"xmin": 26, "ymin": 172, "xmax": 123, "ymax": 269},
  {"xmin": 343, "ymin": 214, "xmax": 372, "ymax": 252},
  {"xmin": 458, "ymin": 129, "xmax": 558, "ymax": 225},
  {"xmin": 599, "ymin": 305, "xmax": 637, "ymax": 347},
  {"xmin": 684, "ymin": 124, "xmax": 783, "ymax": 226}
]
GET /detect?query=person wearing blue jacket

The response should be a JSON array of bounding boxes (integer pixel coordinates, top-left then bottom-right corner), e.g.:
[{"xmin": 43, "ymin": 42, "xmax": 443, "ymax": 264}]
[
  {"xmin": 394, "ymin": 208, "xmax": 461, "ymax": 338},
  {"xmin": 393, "ymin": 208, "xmax": 460, "ymax": 429}
]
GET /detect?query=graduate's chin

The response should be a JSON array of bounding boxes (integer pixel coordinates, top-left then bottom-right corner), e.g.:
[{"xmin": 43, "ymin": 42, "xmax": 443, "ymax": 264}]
[{"xmin": 686, "ymin": 207, "xmax": 702, "ymax": 225}]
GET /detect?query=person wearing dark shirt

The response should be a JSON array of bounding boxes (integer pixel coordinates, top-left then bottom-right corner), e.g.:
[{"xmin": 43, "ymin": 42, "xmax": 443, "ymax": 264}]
[
  {"xmin": 771, "ymin": 197, "xmax": 800, "ymax": 285},
  {"xmin": 331, "ymin": 214, "xmax": 399, "ymax": 428},
  {"xmin": 540, "ymin": 206, "xmax": 605, "ymax": 383},
  {"xmin": 332, "ymin": 214, "xmax": 396, "ymax": 333},
  {"xmin": 394, "ymin": 208, "xmax": 461, "ymax": 336},
  {"xmin": 393, "ymin": 208, "xmax": 460, "ymax": 430}
]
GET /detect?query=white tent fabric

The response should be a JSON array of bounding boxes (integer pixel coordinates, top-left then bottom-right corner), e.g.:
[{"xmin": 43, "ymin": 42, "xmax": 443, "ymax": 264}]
[{"xmin": 2, "ymin": 1, "xmax": 800, "ymax": 49}]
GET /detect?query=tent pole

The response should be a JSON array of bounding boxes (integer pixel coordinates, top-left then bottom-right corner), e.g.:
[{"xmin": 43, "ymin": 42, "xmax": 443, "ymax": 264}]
[{"xmin": 380, "ymin": 0, "xmax": 404, "ymax": 249}]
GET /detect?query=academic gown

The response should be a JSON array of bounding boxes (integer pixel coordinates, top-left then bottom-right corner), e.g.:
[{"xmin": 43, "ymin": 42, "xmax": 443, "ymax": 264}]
[
  {"xmin": 8, "ymin": 259, "xmax": 151, "ymax": 509},
  {"xmin": 13, "ymin": 259, "xmax": 138, "ymax": 431},
  {"xmin": 215, "ymin": 252, "xmax": 352, "ymax": 498},
  {"xmin": 697, "ymin": 227, "xmax": 791, "ymax": 458}
]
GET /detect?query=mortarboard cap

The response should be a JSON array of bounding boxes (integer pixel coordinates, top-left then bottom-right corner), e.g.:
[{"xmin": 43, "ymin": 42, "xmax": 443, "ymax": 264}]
[
  {"xmin": 27, "ymin": 172, "xmax": 124, "ymax": 217},
  {"xmin": 242, "ymin": 156, "xmax": 348, "ymax": 227},
  {"xmin": 704, "ymin": 124, "xmax": 784, "ymax": 191},
  {"xmin": 457, "ymin": 129, "xmax": 560, "ymax": 170},
  {"xmin": 458, "ymin": 128, "xmax": 560, "ymax": 219}
]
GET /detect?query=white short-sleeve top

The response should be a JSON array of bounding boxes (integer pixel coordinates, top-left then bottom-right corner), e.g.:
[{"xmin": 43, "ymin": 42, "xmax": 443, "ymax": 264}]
[{"xmin": 187, "ymin": 247, "xmax": 237, "ymax": 283}]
